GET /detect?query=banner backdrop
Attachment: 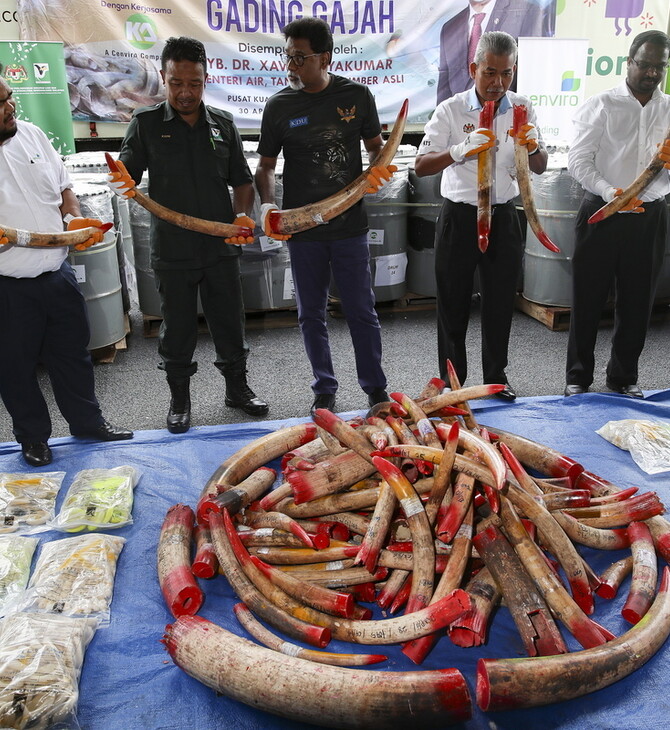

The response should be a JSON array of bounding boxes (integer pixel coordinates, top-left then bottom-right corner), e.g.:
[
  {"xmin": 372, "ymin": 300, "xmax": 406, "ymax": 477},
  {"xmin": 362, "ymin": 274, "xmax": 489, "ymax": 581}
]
[
  {"xmin": 517, "ymin": 37, "xmax": 589, "ymax": 145},
  {"xmin": 0, "ymin": 40, "xmax": 75, "ymax": 153},
  {"xmin": 15, "ymin": 0, "xmax": 557, "ymax": 128},
  {"xmin": 11, "ymin": 0, "xmax": 670, "ymax": 140}
]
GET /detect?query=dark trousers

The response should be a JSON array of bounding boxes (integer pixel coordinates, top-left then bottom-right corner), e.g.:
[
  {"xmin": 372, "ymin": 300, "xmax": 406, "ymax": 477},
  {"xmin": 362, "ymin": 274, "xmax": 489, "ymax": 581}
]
[
  {"xmin": 0, "ymin": 262, "xmax": 103, "ymax": 443},
  {"xmin": 288, "ymin": 234, "xmax": 386, "ymax": 395},
  {"xmin": 566, "ymin": 195, "xmax": 666, "ymax": 387},
  {"xmin": 435, "ymin": 199, "xmax": 523, "ymax": 384},
  {"xmin": 155, "ymin": 258, "xmax": 248, "ymax": 381}
]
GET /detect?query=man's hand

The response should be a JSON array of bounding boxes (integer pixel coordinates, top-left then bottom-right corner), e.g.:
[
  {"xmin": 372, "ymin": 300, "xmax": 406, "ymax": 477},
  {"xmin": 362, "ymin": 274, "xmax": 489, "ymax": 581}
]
[
  {"xmin": 604, "ymin": 187, "xmax": 644, "ymax": 214},
  {"xmin": 510, "ymin": 122, "xmax": 539, "ymax": 154},
  {"xmin": 224, "ymin": 214, "xmax": 256, "ymax": 244},
  {"xmin": 260, "ymin": 203, "xmax": 290, "ymax": 241},
  {"xmin": 450, "ymin": 129, "xmax": 495, "ymax": 163},
  {"xmin": 67, "ymin": 217, "xmax": 107, "ymax": 250},
  {"xmin": 659, "ymin": 138, "xmax": 670, "ymax": 169},
  {"xmin": 106, "ymin": 159, "xmax": 136, "ymax": 199},
  {"xmin": 365, "ymin": 164, "xmax": 398, "ymax": 194},
  {"xmin": 0, "ymin": 228, "xmax": 7, "ymax": 246}
]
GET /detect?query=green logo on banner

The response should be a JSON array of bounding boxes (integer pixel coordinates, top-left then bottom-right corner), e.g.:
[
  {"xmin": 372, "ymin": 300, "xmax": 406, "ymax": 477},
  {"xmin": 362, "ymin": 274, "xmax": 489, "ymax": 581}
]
[{"xmin": 126, "ymin": 13, "xmax": 158, "ymax": 50}]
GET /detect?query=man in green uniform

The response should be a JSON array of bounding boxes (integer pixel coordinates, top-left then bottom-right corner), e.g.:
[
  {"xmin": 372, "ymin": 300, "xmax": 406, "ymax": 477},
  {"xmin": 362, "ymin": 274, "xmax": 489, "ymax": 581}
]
[{"xmin": 110, "ymin": 36, "xmax": 268, "ymax": 432}]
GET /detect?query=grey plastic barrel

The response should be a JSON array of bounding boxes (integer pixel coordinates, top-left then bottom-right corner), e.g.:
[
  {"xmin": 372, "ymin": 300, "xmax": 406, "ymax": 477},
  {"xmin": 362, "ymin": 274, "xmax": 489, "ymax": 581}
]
[
  {"xmin": 365, "ymin": 164, "xmax": 409, "ymax": 302},
  {"xmin": 111, "ymin": 195, "xmax": 137, "ymax": 309},
  {"xmin": 127, "ymin": 182, "xmax": 164, "ymax": 317},
  {"xmin": 523, "ymin": 168, "xmax": 583, "ymax": 307},
  {"xmin": 66, "ymin": 176, "xmax": 125, "ymax": 348},
  {"xmin": 239, "ymin": 175, "xmax": 295, "ymax": 310},
  {"xmin": 67, "ymin": 232, "xmax": 125, "ymax": 350},
  {"xmin": 406, "ymin": 166, "xmax": 441, "ymax": 296}
]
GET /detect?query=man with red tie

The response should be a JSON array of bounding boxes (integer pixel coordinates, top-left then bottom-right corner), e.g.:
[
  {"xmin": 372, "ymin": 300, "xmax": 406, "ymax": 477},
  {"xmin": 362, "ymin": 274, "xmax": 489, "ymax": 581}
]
[{"xmin": 436, "ymin": 0, "xmax": 556, "ymax": 103}]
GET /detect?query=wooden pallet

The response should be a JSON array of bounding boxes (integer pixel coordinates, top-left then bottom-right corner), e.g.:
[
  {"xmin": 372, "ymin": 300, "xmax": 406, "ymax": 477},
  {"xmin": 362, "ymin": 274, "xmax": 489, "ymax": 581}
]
[
  {"xmin": 516, "ymin": 294, "xmax": 670, "ymax": 332},
  {"xmin": 329, "ymin": 292, "xmax": 437, "ymax": 318},
  {"xmin": 91, "ymin": 313, "xmax": 131, "ymax": 363}
]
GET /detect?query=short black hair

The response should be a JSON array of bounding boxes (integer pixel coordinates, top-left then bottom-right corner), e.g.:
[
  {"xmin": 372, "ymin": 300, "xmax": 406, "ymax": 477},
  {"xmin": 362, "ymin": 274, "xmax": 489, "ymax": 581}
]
[
  {"xmin": 161, "ymin": 36, "xmax": 207, "ymax": 72},
  {"xmin": 628, "ymin": 30, "xmax": 670, "ymax": 59},
  {"xmin": 283, "ymin": 17, "xmax": 333, "ymax": 56}
]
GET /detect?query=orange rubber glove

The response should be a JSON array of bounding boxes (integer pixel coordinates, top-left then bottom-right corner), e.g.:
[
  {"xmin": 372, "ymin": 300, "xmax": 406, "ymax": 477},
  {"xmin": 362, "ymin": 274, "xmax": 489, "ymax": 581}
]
[
  {"xmin": 106, "ymin": 159, "xmax": 136, "ymax": 199},
  {"xmin": 450, "ymin": 129, "xmax": 496, "ymax": 163},
  {"xmin": 260, "ymin": 203, "xmax": 291, "ymax": 241},
  {"xmin": 365, "ymin": 164, "xmax": 398, "ymax": 194},
  {"xmin": 613, "ymin": 188, "xmax": 644, "ymax": 214},
  {"xmin": 67, "ymin": 217, "xmax": 107, "ymax": 250},
  {"xmin": 509, "ymin": 122, "xmax": 539, "ymax": 153},
  {"xmin": 0, "ymin": 228, "xmax": 7, "ymax": 246},
  {"xmin": 224, "ymin": 214, "xmax": 256, "ymax": 244}
]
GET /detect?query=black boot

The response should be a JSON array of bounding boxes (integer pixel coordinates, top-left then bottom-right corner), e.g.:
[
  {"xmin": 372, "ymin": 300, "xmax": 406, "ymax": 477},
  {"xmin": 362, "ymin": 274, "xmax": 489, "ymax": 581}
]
[
  {"xmin": 167, "ymin": 377, "xmax": 191, "ymax": 434},
  {"xmin": 224, "ymin": 370, "xmax": 269, "ymax": 417}
]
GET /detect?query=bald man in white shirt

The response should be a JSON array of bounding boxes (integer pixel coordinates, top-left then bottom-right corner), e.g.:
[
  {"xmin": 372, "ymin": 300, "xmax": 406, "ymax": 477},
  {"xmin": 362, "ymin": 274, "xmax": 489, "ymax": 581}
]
[{"xmin": 565, "ymin": 30, "xmax": 670, "ymax": 399}]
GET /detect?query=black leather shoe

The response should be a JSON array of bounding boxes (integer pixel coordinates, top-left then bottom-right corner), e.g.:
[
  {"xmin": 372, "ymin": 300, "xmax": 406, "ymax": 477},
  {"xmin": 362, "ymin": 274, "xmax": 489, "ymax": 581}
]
[
  {"xmin": 167, "ymin": 378, "xmax": 191, "ymax": 434},
  {"xmin": 494, "ymin": 383, "xmax": 517, "ymax": 402},
  {"xmin": 310, "ymin": 393, "xmax": 336, "ymax": 417},
  {"xmin": 225, "ymin": 372, "xmax": 269, "ymax": 416},
  {"xmin": 21, "ymin": 442, "xmax": 52, "ymax": 467},
  {"xmin": 564, "ymin": 384, "xmax": 587, "ymax": 397},
  {"xmin": 606, "ymin": 380, "xmax": 644, "ymax": 398},
  {"xmin": 367, "ymin": 388, "xmax": 389, "ymax": 408},
  {"xmin": 74, "ymin": 420, "xmax": 133, "ymax": 441}
]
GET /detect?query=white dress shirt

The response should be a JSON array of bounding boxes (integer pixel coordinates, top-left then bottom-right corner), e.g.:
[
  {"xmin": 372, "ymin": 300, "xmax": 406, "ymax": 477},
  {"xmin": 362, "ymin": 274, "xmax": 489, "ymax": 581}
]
[
  {"xmin": 418, "ymin": 86, "xmax": 542, "ymax": 205},
  {"xmin": 567, "ymin": 80, "xmax": 670, "ymax": 202},
  {"xmin": 0, "ymin": 121, "xmax": 72, "ymax": 278}
]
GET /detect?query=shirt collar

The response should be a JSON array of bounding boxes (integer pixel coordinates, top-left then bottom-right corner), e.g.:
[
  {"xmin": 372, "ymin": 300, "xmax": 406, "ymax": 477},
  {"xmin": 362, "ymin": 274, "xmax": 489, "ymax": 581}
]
[
  {"xmin": 615, "ymin": 79, "xmax": 665, "ymax": 103},
  {"xmin": 466, "ymin": 85, "xmax": 512, "ymax": 114},
  {"xmin": 162, "ymin": 101, "xmax": 208, "ymax": 125}
]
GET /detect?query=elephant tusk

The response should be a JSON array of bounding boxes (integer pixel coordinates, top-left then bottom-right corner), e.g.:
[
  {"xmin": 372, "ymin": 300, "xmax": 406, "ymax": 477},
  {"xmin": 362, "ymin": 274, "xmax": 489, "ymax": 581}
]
[
  {"xmin": 587, "ymin": 125, "xmax": 670, "ymax": 223},
  {"xmin": 476, "ymin": 566, "xmax": 670, "ymax": 711},
  {"xmin": 512, "ymin": 104, "xmax": 560, "ymax": 252},
  {"xmin": 163, "ymin": 614, "xmax": 472, "ymax": 728},
  {"xmin": 0, "ymin": 221, "xmax": 113, "ymax": 249},
  {"xmin": 157, "ymin": 504, "xmax": 203, "ymax": 618},
  {"xmin": 105, "ymin": 152, "xmax": 253, "ymax": 238},
  {"xmin": 191, "ymin": 524, "xmax": 218, "ymax": 579},
  {"xmin": 476, "ymin": 101, "xmax": 495, "ymax": 253},
  {"xmin": 197, "ymin": 467, "xmax": 276, "ymax": 525},
  {"xmin": 232, "ymin": 602, "xmax": 387, "ymax": 667},
  {"xmin": 267, "ymin": 99, "xmax": 409, "ymax": 236},
  {"xmin": 622, "ymin": 521, "xmax": 657, "ymax": 624}
]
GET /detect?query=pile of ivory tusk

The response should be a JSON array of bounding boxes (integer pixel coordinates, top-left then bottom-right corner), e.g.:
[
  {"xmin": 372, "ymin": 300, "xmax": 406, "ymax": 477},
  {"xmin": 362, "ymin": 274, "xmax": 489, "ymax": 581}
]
[{"xmin": 158, "ymin": 367, "xmax": 670, "ymax": 728}]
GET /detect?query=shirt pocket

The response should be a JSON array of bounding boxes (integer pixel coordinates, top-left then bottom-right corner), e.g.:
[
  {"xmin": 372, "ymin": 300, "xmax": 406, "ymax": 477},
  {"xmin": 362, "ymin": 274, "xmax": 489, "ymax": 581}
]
[{"xmin": 149, "ymin": 137, "xmax": 190, "ymax": 177}]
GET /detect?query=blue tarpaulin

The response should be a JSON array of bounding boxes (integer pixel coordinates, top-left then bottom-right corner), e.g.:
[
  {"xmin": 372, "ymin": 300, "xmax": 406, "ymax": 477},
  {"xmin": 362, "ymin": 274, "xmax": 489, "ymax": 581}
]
[{"xmin": 1, "ymin": 390, "xmax": 669, "ymax": 730}]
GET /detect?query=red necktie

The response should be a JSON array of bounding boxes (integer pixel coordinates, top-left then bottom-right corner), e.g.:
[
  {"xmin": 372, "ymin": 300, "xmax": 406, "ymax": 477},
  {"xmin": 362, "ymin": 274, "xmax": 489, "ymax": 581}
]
[{"xmin": 468, "ymin": 13, "xmax": 486, "ymax": 66}]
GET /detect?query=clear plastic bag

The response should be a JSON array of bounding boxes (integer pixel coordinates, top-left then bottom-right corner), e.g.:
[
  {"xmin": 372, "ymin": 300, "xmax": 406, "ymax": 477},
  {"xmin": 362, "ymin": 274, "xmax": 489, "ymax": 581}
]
[
  {"xmin": 18, "ymin": 534, "xmax": 125, "ymax": 626},
  {"xmin": 49, "ymin": 466, "xmax": 139, "ymax": 532},
  {"xmin": 596, "ymin": 419, "xmax": 670, "ymax": 474},
  {"xmin": 0, "ymin": 612, "xmax": 97, "ymax": 730},
  {"xmin": 0, "ymin": 472, "xmax": 65, "ymax": 535},
  {"xmin": 0, "ymin": 537, "xmax": 38, "ymax": 617}
]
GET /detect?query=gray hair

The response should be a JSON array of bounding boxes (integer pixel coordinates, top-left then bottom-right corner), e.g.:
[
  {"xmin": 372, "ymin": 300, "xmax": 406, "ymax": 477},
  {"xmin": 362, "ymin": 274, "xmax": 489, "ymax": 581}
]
[{"xmin": 473, "ymin": 31, "xmax": 518, "ymax": 66}]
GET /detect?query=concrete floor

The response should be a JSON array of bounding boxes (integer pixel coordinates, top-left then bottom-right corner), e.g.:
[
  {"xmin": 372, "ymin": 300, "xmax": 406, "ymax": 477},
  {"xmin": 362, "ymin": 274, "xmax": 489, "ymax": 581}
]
[{"xmin": 1, "ymin": 297, "xmax": 668, "ymax": 443}]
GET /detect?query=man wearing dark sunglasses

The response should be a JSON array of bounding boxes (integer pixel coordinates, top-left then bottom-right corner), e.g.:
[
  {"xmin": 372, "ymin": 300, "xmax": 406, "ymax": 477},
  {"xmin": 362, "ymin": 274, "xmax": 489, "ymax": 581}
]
[
  {"xmin": 565, "ymin": 30, "xmax": 670, "ymax": 399},
  {"xmin": 255, "ymin": 17, "xmax": 395, "ymax": 417}
]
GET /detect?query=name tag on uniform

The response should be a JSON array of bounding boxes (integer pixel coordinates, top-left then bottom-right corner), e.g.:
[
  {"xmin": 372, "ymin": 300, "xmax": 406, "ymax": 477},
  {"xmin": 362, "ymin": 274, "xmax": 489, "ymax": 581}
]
[
  {"xmin": 211, "ymin": 127, "xmax": 222, "ymax": 140},
  {"xmin": 289, "ymin": 116, "xmax": 308, "ymax": 128}
]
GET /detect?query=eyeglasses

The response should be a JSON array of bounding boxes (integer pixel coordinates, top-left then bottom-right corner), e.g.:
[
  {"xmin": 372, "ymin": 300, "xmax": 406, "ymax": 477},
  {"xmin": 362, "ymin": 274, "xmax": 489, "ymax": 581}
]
[
  {"xmin": 630, "ymin": 58, "xmax": 669, "ymax": 73},
  {"xmin": 281, "ymin": 53, "xmax": 321, "ymax": 67}
]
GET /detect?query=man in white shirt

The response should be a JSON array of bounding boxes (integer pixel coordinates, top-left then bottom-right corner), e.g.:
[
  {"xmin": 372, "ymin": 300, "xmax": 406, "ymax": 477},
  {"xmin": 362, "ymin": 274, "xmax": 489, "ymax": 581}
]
[
  {"xmin": 0, "ymin": 77, "xmax": 132, "ymax": 466},
  {"xmin": 565, "ymin": 30, "xmax": 670, "ymax": 398},
  {"xmin": 415, "ymin": 31, "xmax": 547, "ymax": 400}
]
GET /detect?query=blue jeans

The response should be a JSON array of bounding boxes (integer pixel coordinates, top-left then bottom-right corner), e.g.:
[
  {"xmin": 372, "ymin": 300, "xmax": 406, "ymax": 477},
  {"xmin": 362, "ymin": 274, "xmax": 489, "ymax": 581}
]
[{"xmin": 288, "ymin": 234, "xmax": 386, "ymax": 394}]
